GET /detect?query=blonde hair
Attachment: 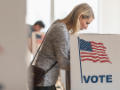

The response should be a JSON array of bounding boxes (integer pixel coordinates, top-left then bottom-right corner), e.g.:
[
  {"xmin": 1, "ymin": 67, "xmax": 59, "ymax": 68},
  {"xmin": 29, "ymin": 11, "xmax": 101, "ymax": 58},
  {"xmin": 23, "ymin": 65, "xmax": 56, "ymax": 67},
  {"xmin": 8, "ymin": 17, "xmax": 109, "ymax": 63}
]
[{"xmin": 59, "ymin": 3, "xmax": 94, "ymax": 34}]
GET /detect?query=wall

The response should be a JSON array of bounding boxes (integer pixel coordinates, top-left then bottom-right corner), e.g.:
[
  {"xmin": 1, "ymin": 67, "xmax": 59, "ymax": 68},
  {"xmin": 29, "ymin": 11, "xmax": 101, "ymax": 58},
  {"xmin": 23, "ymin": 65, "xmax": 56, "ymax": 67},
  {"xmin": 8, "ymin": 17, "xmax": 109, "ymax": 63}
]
[
  {"xmin": 99, "ymin": 0, "xmax": 120, "ymax": 34},
  {"xmin": 0, "ymin": 0, "xmax": 27, "ymax": 90}
]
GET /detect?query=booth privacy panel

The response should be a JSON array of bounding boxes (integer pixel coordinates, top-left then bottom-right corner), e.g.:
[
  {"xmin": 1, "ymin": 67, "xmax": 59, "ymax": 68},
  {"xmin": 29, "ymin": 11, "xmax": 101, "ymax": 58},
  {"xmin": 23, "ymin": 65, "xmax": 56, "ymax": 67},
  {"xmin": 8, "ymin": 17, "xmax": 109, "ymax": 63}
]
[{"xmin": 70, "ymin": 34, "xmax": 120, "ymax": 90}]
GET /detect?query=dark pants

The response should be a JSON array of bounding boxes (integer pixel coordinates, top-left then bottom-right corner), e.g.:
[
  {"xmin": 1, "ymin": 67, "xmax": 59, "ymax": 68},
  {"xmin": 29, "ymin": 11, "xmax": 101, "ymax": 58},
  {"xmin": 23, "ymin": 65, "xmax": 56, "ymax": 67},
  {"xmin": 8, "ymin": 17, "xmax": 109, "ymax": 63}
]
[{"xmin": 34, "ymin": 85, "xmax": 56, "ymax": 90}]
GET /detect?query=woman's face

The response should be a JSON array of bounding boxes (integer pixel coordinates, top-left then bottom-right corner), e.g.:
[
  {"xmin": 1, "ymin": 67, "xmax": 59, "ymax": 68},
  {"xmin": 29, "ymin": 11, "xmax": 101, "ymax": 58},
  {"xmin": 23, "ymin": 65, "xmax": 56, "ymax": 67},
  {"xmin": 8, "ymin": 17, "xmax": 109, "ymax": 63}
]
[{"xmin": 79, "ymin": 16, "xmax": 93, "ymax": 30}]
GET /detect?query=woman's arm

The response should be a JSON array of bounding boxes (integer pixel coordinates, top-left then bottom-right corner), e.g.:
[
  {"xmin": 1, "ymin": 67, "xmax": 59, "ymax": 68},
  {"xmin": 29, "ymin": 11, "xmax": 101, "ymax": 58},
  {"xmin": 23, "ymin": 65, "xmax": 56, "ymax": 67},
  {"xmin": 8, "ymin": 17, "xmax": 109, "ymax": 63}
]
[{"xmin": 52, "ymin": 26, "xmax": 70, "ymax": 70}]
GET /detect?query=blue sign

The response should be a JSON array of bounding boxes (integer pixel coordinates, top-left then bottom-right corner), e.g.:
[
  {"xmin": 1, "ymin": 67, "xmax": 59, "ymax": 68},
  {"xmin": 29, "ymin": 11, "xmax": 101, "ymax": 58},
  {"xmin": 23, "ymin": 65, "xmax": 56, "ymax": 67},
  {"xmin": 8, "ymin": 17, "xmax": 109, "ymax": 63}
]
[{"xmin": 83, "ymin": 75, "xmax": 112, "ymax": 83}]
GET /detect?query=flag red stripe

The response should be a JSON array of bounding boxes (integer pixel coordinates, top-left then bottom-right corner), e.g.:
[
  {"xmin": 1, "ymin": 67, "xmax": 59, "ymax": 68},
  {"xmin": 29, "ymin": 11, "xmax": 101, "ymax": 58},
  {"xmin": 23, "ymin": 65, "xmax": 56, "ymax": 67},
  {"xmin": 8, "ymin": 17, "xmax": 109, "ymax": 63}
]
[
  {"xmin": 93, "ymin": 50, "xmax": 105, "ymax": 52},
  {"xmin": 80, "ymin": 52, "xmax": 97, "ymax": 55},
  {"xmin": 81, "ymin": 55, "xmax": 109, "ymax": 59},
  {"xmin": 91, "ymin": 41, "xmax": 103, "ymax": 45},
  {"xmin": 81, "ymin": 58, "xmax": 100, "ymax": 62},
  {"xmin": 99, "ymin": 57, "xmax": 109, "ymax": 59},
  {"xmin": 100, "ymin": 60, "xmax": 112, "ymax": 64},
  {"xmin": 81, "ymin": 51, "xmax": 106, "ymax": 55},
  {"xmin": 37, "ymin": 39, "xmax": 42, "ymax": 43},
  {"xmin": 98, "ymin": 54, "xmax": 108, "ymax": 56},
  {"xmin": 81, "ymin": 55, "xmax": 99, "ymax": 58}
]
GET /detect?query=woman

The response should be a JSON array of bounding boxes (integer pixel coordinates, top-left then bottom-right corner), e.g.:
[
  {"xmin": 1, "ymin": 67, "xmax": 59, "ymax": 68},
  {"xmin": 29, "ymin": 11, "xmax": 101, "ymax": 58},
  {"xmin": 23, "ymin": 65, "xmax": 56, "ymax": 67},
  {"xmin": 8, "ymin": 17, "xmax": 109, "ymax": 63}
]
[{"xmin": 34, "ymin": 3, "xmax": 94, "ymax": 90}]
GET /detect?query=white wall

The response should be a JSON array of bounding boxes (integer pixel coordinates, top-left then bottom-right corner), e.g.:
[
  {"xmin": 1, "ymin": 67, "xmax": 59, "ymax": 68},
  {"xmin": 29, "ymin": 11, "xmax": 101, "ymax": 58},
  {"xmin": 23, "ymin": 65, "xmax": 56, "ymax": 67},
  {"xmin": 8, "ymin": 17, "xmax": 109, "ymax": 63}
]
[
  {"xmin": 0, "ymin": 0, "xmax": 27, "ymax": 90},
  {"xmin": 99, "ymin": 0, "xmax": 120, "ymax": 34}
]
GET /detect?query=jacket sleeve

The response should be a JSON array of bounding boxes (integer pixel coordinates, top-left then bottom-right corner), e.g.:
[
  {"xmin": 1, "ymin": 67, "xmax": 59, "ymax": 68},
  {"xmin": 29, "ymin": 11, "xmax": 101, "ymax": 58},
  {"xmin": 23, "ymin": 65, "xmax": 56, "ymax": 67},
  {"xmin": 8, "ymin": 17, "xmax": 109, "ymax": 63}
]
[{"xmin": 52, "ymin": 26, "xmax": 70, "ymax": 71}]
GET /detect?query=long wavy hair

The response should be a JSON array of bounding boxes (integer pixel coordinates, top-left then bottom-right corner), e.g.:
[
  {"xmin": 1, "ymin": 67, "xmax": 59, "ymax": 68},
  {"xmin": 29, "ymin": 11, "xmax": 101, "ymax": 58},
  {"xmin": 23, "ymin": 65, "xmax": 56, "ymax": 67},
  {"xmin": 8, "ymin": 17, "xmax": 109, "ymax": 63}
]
[{"xmin": 58, "ymin": 3, "xmax": 94, "ymax": 34}]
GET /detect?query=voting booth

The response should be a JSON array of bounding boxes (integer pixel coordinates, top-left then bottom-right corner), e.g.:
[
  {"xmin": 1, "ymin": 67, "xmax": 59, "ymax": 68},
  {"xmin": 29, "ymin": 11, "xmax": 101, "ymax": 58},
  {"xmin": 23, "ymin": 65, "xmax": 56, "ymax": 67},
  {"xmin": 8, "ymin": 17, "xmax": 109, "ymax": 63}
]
[
  {"xmin": 70, "ymin": 34, "xmax": 120, "ymax": 90},
  {"xmin": 32, "ymin": 32, "xmax": 45, "ymax": 57}
]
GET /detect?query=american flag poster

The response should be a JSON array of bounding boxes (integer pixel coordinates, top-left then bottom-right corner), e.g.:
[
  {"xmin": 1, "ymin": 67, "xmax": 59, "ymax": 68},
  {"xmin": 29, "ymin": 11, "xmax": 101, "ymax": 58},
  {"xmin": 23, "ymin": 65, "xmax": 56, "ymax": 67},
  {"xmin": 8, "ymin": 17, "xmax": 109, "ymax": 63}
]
[
  {"xmin": 36, "ymin": 34, "xmax": 44, "ymax": 44},
  {"xmin": 70, "ymin": 34, "xmax": 120, "ymax": 90},
  {"xmin": 78, "ymin": 38, "xmax": 112, "ymax": 64}
]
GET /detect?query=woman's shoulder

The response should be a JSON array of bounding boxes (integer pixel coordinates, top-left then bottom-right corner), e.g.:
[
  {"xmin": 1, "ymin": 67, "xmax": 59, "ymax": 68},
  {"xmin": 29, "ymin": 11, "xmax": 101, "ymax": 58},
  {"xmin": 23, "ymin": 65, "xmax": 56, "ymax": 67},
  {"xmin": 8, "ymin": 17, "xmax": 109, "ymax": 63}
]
[
  {"xmin": 49, "ymin": 20, "xmax": 67, "ymax": 33},
  {"xmin": 51, "ymin": 20, "xmax": 66, "ymax": 30}
]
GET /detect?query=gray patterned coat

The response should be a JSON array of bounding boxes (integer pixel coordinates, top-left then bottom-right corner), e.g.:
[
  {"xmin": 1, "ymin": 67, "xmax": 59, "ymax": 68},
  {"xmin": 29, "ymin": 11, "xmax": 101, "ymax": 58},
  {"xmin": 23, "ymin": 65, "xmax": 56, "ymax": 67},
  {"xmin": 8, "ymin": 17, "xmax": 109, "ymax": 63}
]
[{"xmin": 35, "ymin": 20, "xmax": 70, "ymax": 86}]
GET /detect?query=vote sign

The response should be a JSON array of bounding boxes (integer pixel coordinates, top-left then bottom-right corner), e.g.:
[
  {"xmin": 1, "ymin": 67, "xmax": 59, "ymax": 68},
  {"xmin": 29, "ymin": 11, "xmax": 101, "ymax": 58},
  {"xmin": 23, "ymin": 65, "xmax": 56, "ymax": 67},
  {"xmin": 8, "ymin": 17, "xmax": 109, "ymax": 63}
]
[{"xmin": 70, "ymin": 34, "xmax": 120, "ymax": 90}]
